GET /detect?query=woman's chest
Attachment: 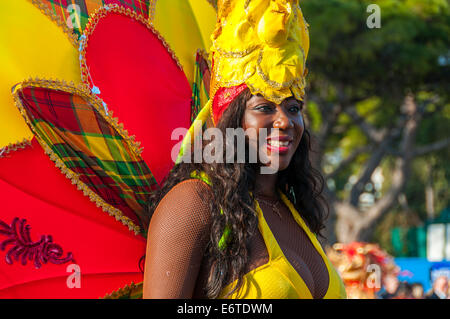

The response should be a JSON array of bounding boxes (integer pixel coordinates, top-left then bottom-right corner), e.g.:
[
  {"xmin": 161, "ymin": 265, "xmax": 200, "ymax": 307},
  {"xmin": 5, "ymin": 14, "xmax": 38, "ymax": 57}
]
[{"xmin": 260, "ymin": 204, "xmax": 330, "ymax": 298}]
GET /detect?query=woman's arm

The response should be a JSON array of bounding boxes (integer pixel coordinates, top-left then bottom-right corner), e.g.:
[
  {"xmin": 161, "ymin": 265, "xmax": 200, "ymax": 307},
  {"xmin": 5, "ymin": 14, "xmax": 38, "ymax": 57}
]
[{"xmin": 143, "ymin": 179, "xmax": 213, "ymax": 298}]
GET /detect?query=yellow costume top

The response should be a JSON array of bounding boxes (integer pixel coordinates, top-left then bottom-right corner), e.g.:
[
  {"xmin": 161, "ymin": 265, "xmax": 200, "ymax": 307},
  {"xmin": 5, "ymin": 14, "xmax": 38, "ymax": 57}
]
[
  {"xmin": 219, "ymin": 192, "xmax": 347, "ymax": 299},
  {"xmin": 191, "ymin": 172, "xmax": 346, "ymax": 299}
]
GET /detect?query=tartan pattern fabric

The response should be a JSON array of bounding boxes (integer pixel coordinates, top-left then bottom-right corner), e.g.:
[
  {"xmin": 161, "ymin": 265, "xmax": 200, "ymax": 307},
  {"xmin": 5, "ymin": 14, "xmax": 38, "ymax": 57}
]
[
  {"xmin": 16, "ymin": 85, "xmax": 157, "ymax": 231},
  {"xmin": 190, "ymin": 51, "xmax": 211, "ymax": 123},
  {"xmin": 38, "ymin": 0, "xmax": 150, "ymax": 37},
  {"xmin": 102, "ymin": 282, "xmax": 143, "ymax": 299}
]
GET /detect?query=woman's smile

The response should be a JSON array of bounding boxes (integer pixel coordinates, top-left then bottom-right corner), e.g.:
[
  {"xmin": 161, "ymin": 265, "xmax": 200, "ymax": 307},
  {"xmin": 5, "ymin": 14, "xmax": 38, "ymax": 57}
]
[{"xmin": 266, "ymin": 135, "xmax": 293, "ymax": 154}]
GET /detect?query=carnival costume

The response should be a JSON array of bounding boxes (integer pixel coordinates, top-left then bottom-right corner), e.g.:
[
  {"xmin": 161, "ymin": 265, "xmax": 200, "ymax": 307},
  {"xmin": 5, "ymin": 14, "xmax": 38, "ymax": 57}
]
[
  {"xmin": 0, "ymin": 0, "xmax": 212, "ymax": 298},
  {"xmin": 0, "ymin": 0, "xmax": 346, "ymax": 298}
]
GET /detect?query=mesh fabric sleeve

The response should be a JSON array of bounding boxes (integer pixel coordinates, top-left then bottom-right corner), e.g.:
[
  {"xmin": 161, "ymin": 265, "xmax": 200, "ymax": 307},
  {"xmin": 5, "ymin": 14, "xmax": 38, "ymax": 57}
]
[{"xmin": 143, "ymin": 179, "xmax": 213, "ymax": 299}]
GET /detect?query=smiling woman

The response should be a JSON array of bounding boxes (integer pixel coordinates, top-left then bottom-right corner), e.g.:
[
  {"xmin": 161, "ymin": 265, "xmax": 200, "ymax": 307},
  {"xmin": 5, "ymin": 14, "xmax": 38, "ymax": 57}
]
[
  {"xmin": 143, "ymin": 86, "xmax": 344, "ymax": 299},
  {"xmin": 243, "ymin": 94, "xmax": 305, "ymax": 172},
  {"xmin": 142, "ymin": 0, "xmax": 347, "ymax": 299}
]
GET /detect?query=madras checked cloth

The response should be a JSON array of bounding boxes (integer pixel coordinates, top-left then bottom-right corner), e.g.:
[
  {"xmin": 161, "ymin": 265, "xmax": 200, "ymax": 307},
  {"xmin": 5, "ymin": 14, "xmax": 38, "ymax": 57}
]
[
  {"xmin": 38, "ymin": 0, "xmax": 151, "ymax": 37},
  {"xmin": 14, "ymin": 83, "xmax": 157, "ymax": 234},
  {"xmin": 190, "ymin": 51, "xmax": 211, "ymax": 123}
]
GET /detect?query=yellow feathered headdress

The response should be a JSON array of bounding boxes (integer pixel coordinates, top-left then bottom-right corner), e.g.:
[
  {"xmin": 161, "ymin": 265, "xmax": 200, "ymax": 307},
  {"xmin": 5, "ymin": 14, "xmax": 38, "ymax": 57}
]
[{"xmin": 210, "ymin": 0, "xmax": 310, "ymax": 116}]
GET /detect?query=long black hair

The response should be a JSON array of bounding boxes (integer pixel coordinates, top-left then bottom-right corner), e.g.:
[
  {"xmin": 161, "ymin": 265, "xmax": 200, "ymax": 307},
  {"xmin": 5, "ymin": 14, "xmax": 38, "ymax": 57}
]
[{"xmin": 145, "ymin": 88, "xmax": 328, "ymax": 298}]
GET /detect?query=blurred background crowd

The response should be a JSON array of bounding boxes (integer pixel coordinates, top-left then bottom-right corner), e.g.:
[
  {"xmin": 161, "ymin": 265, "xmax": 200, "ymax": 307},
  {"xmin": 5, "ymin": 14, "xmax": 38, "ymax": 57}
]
[
  {"xmin": 326, "ymin": 242, "xmax": 450, "ymax": 299},
  {"xmin": 378, "ymin": 273, "xmax": 449, "ymax": 299}
]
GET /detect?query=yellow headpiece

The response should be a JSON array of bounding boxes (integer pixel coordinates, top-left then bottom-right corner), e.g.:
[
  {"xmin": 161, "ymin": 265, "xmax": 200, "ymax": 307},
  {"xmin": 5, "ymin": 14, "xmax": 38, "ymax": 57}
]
[{"xmin": 210, "ymin": 0, "xmax": 310, "ymax": 105}]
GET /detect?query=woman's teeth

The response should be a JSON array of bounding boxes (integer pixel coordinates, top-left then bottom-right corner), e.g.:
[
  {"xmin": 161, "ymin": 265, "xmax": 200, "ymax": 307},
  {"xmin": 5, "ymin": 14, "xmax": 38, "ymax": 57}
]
[{"xmin": 268, "ymin": 140, "xmax": 290, "ymax": 147}]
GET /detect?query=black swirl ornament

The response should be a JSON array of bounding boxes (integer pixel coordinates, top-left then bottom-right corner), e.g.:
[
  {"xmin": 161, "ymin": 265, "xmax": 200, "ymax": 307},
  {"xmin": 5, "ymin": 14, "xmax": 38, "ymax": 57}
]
[{"xmin": 0, "ymin": 217, "xmax": 74, "ymax": 269}]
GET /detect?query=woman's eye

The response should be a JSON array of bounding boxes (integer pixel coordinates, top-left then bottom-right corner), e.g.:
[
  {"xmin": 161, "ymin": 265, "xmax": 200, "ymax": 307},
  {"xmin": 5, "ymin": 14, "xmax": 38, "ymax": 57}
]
[
  {"xmin": 288, "ymin": 105, "xmax": 301, "ymax": 113},
  {"xmin": 255, "ymin": 105, "xmax": 274, "ymax": 112}
]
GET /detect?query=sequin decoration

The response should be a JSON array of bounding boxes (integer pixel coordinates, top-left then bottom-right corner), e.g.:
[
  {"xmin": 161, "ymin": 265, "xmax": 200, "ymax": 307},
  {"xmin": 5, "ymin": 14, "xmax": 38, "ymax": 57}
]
[{"xmin": 0, "ymin": 217, "xmax": 74, "ymax": 269}]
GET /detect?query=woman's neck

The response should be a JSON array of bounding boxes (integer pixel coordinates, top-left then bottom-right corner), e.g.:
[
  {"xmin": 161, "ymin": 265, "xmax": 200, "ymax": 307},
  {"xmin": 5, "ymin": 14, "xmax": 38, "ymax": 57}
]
[{"xmin": 254, "ymin": 171, "xmax": 278, "ymax": 198}]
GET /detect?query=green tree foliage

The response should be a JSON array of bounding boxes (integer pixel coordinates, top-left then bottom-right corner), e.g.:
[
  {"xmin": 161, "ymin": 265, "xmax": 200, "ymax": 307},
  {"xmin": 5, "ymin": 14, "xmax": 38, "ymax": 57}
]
[
  {"xmin": 304, "ymin": 0, "xmax": 449, "ymax": 98},
  {"xmin": 301, "ymin": 0, "xmax": 450, "ymax": 249}
]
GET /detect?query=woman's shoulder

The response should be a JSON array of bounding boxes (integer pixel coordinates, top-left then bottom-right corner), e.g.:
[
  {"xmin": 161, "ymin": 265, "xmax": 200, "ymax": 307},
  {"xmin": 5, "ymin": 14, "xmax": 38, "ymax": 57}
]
[
  {"xmin": 150, "ymin": 179, "xmax": 214, "ymax": 231},
  {"xmin": 165, "ymin": 178, "xmax": 213, "ymax": 205}
]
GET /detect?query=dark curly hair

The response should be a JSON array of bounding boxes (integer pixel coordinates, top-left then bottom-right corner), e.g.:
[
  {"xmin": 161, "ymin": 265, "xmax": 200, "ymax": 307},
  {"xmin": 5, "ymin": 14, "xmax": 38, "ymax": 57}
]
[{"xmin": 145, "ymin": 88, "xmax": 328, "ymax": 298}]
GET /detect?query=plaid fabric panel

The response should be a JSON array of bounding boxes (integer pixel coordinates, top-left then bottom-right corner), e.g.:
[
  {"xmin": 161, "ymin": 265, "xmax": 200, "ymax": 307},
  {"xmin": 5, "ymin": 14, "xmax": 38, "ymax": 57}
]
[
  {"xmin": 17, "ymin": 86, "xmax": 157, "ymax": 228},
  {"xmin": 38, "ymin": 0, "xmax": 150, "ymax": 37},
  {"xmin": 190, "ymin": 51, "xmax": 211, "ymax": 123},
  {"xmin": 102, "ymin": 282, "xmax": 143, "ymax": 299}
]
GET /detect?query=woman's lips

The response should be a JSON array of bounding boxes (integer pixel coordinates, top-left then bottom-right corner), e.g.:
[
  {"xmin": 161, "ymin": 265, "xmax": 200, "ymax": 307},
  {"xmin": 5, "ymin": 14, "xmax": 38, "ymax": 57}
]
[{"xmin": 266, "ymin": 136, "xmax": 292, "ymax": 154}]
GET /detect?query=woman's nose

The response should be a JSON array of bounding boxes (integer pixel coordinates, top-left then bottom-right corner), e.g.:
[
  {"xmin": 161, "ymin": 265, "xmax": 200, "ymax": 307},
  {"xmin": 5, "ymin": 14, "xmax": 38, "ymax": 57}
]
[{"xmin": 273, "ymin": 107, "xmax": 293, "ymax": 129}]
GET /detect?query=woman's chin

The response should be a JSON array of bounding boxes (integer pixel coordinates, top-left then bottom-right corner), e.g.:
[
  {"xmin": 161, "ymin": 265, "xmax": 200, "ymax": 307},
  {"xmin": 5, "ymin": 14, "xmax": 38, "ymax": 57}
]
[{"xmin": 258, "ymin": 157, "xmax": 291, "ymax": 174}]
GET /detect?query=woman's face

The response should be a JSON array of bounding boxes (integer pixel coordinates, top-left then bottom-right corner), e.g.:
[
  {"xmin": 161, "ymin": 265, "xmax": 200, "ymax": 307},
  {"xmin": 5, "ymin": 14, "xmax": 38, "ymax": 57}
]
[{"xmin": 242, "ymin": 94, "xmax": 304, "ymax": 172}]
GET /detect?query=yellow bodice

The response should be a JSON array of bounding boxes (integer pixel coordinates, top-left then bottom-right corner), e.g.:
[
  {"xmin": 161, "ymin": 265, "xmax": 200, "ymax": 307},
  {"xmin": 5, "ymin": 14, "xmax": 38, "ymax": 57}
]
[{"xmin": 219, "ymin": 192, "xmax": 347, "ymax": 299}]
